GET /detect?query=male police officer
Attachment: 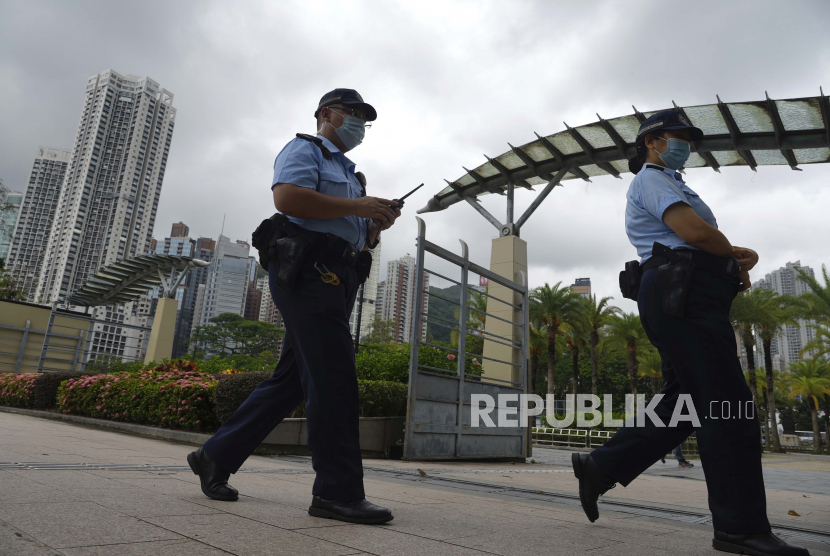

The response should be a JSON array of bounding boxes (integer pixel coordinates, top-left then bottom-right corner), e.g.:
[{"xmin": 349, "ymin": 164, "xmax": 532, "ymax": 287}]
[{"xmin": 187, "ymin": 89, "xmax": 400, "ymax": 525}]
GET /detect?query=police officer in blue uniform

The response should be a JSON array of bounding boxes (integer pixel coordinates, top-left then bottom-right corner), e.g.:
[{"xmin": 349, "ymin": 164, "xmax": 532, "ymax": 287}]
[
  {"xmin": 187, "ymin": 89, "xmax": 400, "ymax": 525},
  {"xmin": 572, "ymin": 110, "xmax": 810, "ymax": 555}
]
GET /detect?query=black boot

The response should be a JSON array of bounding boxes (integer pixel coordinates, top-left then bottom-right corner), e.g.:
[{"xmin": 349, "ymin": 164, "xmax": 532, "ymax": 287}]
[
  {"xmin": 187, "ymin": 447, "xmax": 238, "ymax": 501},
  {"xmin": 713, "ymin": 530, "xmax": 810, "ymax": 555},
  {"xmin": 572, "ymin": 452, "xmax": 617, "ymax": 523},
  {"xmin": 308, "ymin": 496, "xmax": 393, "ymax": 524}
]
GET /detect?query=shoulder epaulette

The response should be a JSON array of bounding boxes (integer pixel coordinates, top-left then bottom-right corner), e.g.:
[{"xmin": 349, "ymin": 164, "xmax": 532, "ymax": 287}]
[{"xmin": 295, "ymin": 133, "xmax": 333, "ymax": 160}]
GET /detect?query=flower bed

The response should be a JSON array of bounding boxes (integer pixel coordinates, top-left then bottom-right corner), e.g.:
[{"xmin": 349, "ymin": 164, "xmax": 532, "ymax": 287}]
[
  {"xmin": 56, "ymin": 361, "xmax": 219, "ymax": 432},
  {"xmin": 0, "ymin": 373, "xmax": 41, "ymax": 408}
]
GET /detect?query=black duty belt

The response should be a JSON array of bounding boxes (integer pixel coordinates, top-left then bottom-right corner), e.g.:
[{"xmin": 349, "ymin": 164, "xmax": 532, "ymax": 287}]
[
  {"xmin": 311, "ymin": 232, "xmax": 360, "ymax": 268},
  {"xmin": 641, "ymin": 248, "xmax": 741, "ymax": 279}
]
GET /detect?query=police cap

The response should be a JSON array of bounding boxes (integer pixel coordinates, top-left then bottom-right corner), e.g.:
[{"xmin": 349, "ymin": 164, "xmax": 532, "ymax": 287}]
[
  {"xmin": 636, "ymin": 109, "xmax": 703, "ymax": 142},
  {"xmin": 315, "ymin": 88, "xmax": 377, "ymax": 121}
]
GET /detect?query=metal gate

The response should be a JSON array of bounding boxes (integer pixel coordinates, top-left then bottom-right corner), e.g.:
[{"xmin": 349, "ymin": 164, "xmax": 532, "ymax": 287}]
[{"xmin": 403, "ymin": 217, "xmax": 529, "ymax": 460}]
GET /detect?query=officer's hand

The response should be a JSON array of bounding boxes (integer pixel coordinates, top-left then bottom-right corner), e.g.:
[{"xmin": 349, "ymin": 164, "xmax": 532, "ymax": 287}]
[
  {"xmin": 738, "ymin": 270, "xmax": 751, "ymax": 292},
  {"xmin": 731, "ymin": 246, "xmax": 758, "ymax": 271},
  {"xmin": 352, "ymin": 197, "xmax": 399, "ymax": 222},
  {"xmin": 375, "ymin": 206, "xmax": 401, "ymax": 231}
]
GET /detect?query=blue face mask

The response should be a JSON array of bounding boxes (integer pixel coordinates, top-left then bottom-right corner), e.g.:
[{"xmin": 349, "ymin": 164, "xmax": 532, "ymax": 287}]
[
  {"xmin": 654, "ymin": 137, "xmax": 691, "ymax": 170},
  {"xmin": 328, "ymin": 110, "xmax": 366, "ymax": 151}
]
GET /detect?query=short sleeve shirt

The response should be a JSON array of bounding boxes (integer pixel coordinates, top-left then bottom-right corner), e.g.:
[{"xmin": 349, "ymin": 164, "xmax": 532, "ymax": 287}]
[
  {"xmin": 271, "ymin": 135, "xmax": 367, "ymax": 248},
  {"xmin": 625, "ymin": 164, "xmax": 718, "ymax": 262}
]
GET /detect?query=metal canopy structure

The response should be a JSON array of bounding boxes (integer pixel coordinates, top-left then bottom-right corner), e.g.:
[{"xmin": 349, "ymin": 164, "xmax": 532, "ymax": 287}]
[
  {"xmin": 417, "ymin": 91, "xmax": 830, "ymax": 236},
  {"xmin": 68, "ymin": 255, "xmax": 209, "ymax": 307}
]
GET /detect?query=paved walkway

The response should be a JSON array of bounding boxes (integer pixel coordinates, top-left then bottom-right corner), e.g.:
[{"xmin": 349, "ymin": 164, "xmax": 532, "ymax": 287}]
[{"xmin": 1, "ymin": 412, "xmax": 829, "ymax": 556}]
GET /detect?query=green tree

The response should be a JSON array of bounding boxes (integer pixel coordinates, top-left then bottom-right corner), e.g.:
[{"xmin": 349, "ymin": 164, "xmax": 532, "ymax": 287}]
[
  {"xmin": 529, "ymin": 319, "xmax": 545, "ymax": 396},
  {"xmin": 585, "ymin": 294, "xmax": 620, "ymax": 396},
  {"xmin": 793, "ymin": 266, "xmax": 830, "ymax": 359},
  {"xmin": 530, "ymin": 282, "xmax": 585, "ymax": 396},
  {"xmin": 604, "ymin": 312, "xmax": 648, "ymax": 412},
  {"xmin": 191, "ymin": 313, "xmax": 284, "ymax": 356},
  {"xmin": 788, "ymin": 359, "xmax": 830, "ymax": 454},
  {"xmin": 754, "ymin": 290, "xmax": 800, "ymax": 452},
  {"xmin": 788, "ymin": 358, "xmax": 830, "ymax": 454},
  {"xmin": 364, "ymin": 314, "xmax": 395, "ymax": 344},
  {"xmin": 730, "ymin": 288, "xmax": 767, "ymax": 407},
  {"xmin": 451, "ymin": 289, "xmax": 487, "ymax": 347},
  {"xmin": 638, "ymin": 349, "xmax": 663, "ymax": 397},
  {"xmin": 563, "ymin": 317, "xmax": 589, "ymax": 395}
]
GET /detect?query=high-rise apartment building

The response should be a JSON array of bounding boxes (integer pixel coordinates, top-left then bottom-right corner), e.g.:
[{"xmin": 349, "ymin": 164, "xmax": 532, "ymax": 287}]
[
  {"xmin": 376, "ymin": 281, "xmax": 386, "ymax": 319},
  {"xmin": 36, "ymin": 69, "xmax": 176, "ymax": 304},
  {"xmin": 380, "ymin": 255, "xmax": 429, "ymax": 343},
  {"xmin": 0, "ymin": 189, "xmax": 23, "ymax": 261},
  {"xmin": 753, "ymin": 261, "xmax": 818, "ymax": 370},
  {"xmin": 195, "ymin": 235, "xmax": 253, "ymax": 327},
  {"xmin": 170, "ymin": 222, "xmax": 189, "ymax": 238},
  {"xmin": 570, "ymin": 277, "xmax": 591, "ymax": 297},
  {"xmin": 244, "ymin": 280, "xmax": 263, "ymax": 321},
  {"xmin": 5, "ymin": 147, "xmax": 72, "ymax": 300},
  {"xmin": 349, "ymin": 241, "xmax": 381, "ymax": 341}
]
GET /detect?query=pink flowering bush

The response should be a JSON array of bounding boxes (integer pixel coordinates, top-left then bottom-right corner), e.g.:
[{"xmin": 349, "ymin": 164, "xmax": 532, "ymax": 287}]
[
  {"xmin": 0, "ymin": 373, "xmax": 42, "ymax": 408},
  {"xmin": 56, "ymin": 360, "xmax": 219, "ymax": 432}
]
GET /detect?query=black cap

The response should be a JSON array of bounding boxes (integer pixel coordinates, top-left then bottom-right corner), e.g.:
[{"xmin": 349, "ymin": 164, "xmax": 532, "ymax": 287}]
[
  {"xmin": 636, "ymin": 109, "xmax": 703, "ymax": 142},
  {"xmin": 314, "ymin": 88, "xmax": 377, "ymax": 121}
]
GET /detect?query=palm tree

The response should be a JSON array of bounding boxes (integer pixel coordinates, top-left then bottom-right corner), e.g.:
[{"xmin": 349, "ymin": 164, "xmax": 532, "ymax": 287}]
[
  {"xmin": 451, "ymin": 289, "xmax": 487, "ymax": 347},
  {"xmin": 730, "ymin": 289, "xmax": 766, "ymax": 407},
  {"xmin": 755, "ymin": 290, "xmax": 800, "ymax": 453},
  {"xmin": 638, "ymin": 349, "xmax": 663, "ymax": 397},
  {"xmin": 563, "ymin": 319, "xmax": 589, "ymax": 395},
  {"xmin": 585, "ymin": 295, "xmax": 620, "ymax": 396},
  {"xmin": 530, "ymin": 283, "xmax": 585, "ymax": 396},
  {"xmin": 788, "ymin": 359, "xmax": 830, "ymax": 455},
  {"xmin": 604, "ymin": 312, "xmax": 649, "ymax": 412},
  {"xmin": 528, "ymin": 320, "xmax": 545, "ymax": 395}
]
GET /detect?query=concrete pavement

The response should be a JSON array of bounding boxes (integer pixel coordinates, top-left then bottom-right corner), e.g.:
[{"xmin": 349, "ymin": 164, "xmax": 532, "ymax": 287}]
[{"xmin": 1, "ymin": 411, "xmax": 828, "ymax": 556}]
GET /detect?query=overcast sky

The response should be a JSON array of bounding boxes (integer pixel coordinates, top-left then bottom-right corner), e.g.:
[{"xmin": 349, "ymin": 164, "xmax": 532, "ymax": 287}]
[{"xmin": 2, "ymin": 0, "xmax": 829, "ymax": 312}]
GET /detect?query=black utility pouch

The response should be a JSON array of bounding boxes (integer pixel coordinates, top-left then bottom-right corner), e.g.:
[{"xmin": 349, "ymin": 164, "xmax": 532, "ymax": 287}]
[
  {"xmin": 619, "ymin": 260, "xmax": 641, "ymax": 300},
  {"xmin": 355, "ymin": 251, "xmax": 373, "ymax": 285},
  {"xmin": 653, "ymin": 242, "xmax": 694, "ymax": 318}
]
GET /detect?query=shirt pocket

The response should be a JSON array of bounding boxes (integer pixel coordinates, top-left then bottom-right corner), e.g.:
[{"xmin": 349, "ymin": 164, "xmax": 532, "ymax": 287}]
[{"xmin": 318, "ymin": 170, "xmax": 352, "ymax": 199}]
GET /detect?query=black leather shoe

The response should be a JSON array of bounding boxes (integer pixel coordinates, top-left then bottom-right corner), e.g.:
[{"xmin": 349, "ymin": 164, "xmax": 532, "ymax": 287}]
[
  {"xmin": 308, "ymin": 496, "xmax": 393, "ymax": 524},
  {"xmin": 713, "ymin": 530, "xmax": 810, "ymax": 555},
  {"xmin": 572, "ymin": 452, "xmax": 616, "ymax": 523},
  {"xmin": 187, "ymin": 447, "xmax": 238, "ymax": 501}
]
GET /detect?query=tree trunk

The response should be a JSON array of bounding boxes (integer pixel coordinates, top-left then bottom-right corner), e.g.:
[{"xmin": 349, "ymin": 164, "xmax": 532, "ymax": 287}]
[
  {"xmin": 811, "ymin": 403, "xmax": 821, "ymax": 455},
  {"xmin": 571, "ymin": 346, "xmax": 579, "ymax": 395},
  {"xmin": 547, "ymin": 332, "xmax": 556, "ymax": 396},
  {"xmin": 742, "ymin": 330, "xmax": 764, "ymax": 449},
  {"xmin": 590, "ymin": 330, "xmax": 600, "ymax": 397},
  {"xmin": 824, "ymin": 395, "xmax": 830, "ymax": 455},
  {"xmin": 628, "ymin": 343, "xmax": 638, "ymax": 414},
  {"xmin": 652, "ymin": 376, "xmax": 661, "ymax": 397},
  {"xmin": 762, "ymin": 338, "xmax": 782, "ymax": 452},
  {"xmin": 529, "ymin": 352, "xmax": 538, "ymax": 396}
]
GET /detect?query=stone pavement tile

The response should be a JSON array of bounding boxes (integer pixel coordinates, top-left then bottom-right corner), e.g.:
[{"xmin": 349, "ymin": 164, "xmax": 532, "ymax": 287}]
[
  {"xmin": 4, "ymin": 469, "xmax": 151, "ymax": 493},
  {"xmin": 379, "ymin": 502, "xmax": 519, "ymax": 541},
  {"xmin": 76, "ymin": 487, "xmax": 226, "ymax": 518},
  {"xmin": 442, "ymin": 525, "xmax": 619, "ymax": 555},
  {"xmin": 188, "ymin": 496, "xmax": 349, "ymax": 530},
  {"xmin": 144, "ymin": 513, "xmax": 361, "ymax": 556},
  {"xmin": 0, "ymin": 470, "xmax": 83, "ymax": 504},
  {"xmin": 0, "ymin": 501, "xmax": 181, "ymax": 549},
  {"xmin": 303, "ymin": 524, "xmax": 496, "ymax": 556},
  {"xmin": 59, "ymin": 538, "xmax": 231, "ymax": 556},
  {"xmin": 0, "ymin": 519, "xmax": 64, "ymax": 556}
]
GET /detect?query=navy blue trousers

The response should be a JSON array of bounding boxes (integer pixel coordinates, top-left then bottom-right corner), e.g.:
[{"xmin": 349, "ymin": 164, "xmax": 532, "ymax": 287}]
[
  {"xmin": 203, "ymin": 258, "xmax": 364, "ymax": 502},
  {"xmin": 592, "ymin": 266, "xmax": 769, "ymax": 534}
]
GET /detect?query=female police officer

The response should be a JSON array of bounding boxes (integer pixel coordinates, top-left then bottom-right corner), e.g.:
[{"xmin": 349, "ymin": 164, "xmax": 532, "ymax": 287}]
[{"xmin": 572, "ymin": 110, "xmax": 810, "ymax": 556}]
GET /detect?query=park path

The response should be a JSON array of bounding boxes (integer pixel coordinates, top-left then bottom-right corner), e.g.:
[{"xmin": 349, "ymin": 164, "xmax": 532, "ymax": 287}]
[{"xmin": 1, "ymin": 411, "xmax": 828, "ymax": 556}]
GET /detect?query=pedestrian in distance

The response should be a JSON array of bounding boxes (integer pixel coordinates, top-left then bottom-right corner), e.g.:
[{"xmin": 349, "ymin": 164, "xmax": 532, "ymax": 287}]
[
  {"xmin": 572, "ymin": 109, "xmax": 810, "ymax": 555},
  {"xmin": 187, "ymin": 89, "xmax": 400, "ymax": 525}
]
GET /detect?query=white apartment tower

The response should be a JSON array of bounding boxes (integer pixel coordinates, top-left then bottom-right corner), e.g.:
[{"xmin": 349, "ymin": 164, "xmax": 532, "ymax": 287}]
[
  {"xmin": 196, "ymin": 235, "xmax": 253, "ymax": 327},
  {"xmin": 380, "ymin": 254, "xmax": 429, "ymax": 343},
  {"xmin": 36, "ymin": 70, "xmax": 176, "ymax": 304},
  {"xmin": 5, "ymin": 147, "xmax": 72, "ymax": 301},
  {"xmin": 349, "ymin": 241, "xmax": 381, "ymax": 341},
  {"xmin": 753, "ymin": 261, "xmax": 818, "ymax": 370}
]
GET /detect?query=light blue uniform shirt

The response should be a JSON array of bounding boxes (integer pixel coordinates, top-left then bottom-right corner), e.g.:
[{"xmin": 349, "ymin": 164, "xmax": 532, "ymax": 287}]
[
  {"xmin": 271, "ymin": 135, "xmax": 367, "ymax": 248},
  {"xmin": 625, "ymin": 164, "xmax": 718, "ymax": 262}
]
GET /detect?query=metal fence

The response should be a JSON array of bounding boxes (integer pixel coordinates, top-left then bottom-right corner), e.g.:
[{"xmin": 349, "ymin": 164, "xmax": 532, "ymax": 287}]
[
  {"xmin": 0, "ymin": 300, "xmax": 151, "ymax": 374},
  {"xmin": 531, "ymin": 427, "xmax": 700, "ymax": 455},
  {"xmin": 402, "ymin": 217, "xmax": 529, "ymax": 460}
]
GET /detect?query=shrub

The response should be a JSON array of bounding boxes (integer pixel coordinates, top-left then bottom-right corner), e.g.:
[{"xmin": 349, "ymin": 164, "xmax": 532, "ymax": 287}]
[
  {"xmin": 57, "ymin": 361, "xmax": 219, "ymax": 432},
  {"xmin": 197, "ymin": 353, "xmax": 279, "ymax": 374},
  {"xmin": 33, "ymin": 371, "xmax": 96, "ymax": 410},
  {"xmin": 213, "ymin": 371, "xmax": 407, "ymax": 423},
  {"xmin": 0, "ymin": 373, "xmax": 41, "ymax": 408},
  {"xmin": 356, "ymin": 343, "xmax": 484, "ymax": 384}
]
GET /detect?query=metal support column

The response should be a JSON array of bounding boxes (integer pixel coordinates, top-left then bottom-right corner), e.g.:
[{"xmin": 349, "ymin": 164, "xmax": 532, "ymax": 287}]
[{"xmin": 14, "ymin": 320, "xmax": 31, "ymax": 373}]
